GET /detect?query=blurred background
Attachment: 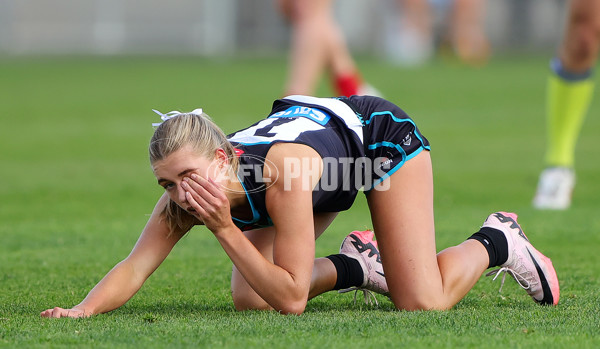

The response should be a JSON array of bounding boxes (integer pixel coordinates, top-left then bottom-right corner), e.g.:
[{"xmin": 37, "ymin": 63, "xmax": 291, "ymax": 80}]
[{"xmin": 0, "ymin": 0, "xmax": 566, "ymax": 59}]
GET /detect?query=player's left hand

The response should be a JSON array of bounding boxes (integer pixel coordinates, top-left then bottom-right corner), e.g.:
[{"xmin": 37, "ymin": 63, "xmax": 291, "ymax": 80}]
[{"xmin": 181, "ymin": 174, "xmax": 235, "ymax": 234}]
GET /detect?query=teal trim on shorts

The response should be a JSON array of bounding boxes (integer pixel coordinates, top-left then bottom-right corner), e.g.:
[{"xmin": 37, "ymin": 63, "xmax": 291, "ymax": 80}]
[
  {"xmin": 365, "ymin": 111, "xmax": 431, "ymax": 151},
  {"xmin": 364, "ymin": 146, "xmax": 427, "ymax": 192},
  {"xmin": 367, "ymin": 140, "xmax": 408, "ymax": 156}
]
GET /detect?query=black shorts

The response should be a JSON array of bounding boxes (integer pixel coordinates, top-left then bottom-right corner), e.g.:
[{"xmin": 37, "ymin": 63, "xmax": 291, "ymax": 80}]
[{"xmin": 345, "ymin": 95, "xmax": 431, "ymax": 191}]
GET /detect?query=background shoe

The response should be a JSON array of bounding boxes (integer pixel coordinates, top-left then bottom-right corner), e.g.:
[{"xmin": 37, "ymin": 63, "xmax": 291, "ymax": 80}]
[
  {"xmin": 533, "ymin": 167, "xmax": 575, "ymax": 210},
  {"xmin": 357, "ymin": 83, "xmax": 383, "ymax": 97},
  {"xmin": 482, "ymin": 212, "xmax": 560, "ymax": 305}
]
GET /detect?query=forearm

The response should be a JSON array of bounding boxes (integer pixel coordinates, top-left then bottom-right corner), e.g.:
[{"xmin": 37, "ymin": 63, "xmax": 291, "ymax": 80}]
[
  {"xmin": 180, "ymin": 165, "xmax": 314, "ymax": 314},
  {"xmin": 215, "ymin": 226, "xmax": 310, "ymax": 314},
  {"xmin": 75, "ymin": 260, "xmax": 146, "ymax": 315}
]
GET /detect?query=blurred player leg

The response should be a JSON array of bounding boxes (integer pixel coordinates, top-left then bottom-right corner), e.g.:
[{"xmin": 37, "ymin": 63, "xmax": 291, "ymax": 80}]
[
  {"xmin": 534, "ymin": 0, "xmax": 600, "ymax": 209},
  {"xmin": 448, "ymin": 0, "xmax": 490, "ymax": 66},
  {"xmin": 277, "ymin": 0, "xmax": 377, "ymax": 97},
  {"xmin": 395, "ymin": 0, "xmax": 435, "ymax": 65}
]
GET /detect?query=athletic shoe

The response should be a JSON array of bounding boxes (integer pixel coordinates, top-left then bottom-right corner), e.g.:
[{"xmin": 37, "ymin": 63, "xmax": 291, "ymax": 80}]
[
  {"xmin": 358, "ymin": 83, "xmax": 383, "ymax": 98},
  {"xmin": 339, "ymin": 230, "xmax": 389, "ymax": 298},
  {"xmin": 532, "ymin": 167, "xmax": 575, "ymax": 210},
  {"xmin": 482, "ymin": 212, "xmax": 560, "ymax": 305}
]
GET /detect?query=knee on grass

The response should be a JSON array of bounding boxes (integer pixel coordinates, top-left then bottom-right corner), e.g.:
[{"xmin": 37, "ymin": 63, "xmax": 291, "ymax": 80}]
[
  {"xmin": 389, "ymin": 293, "xmax": 453, "ymax": 312},
  {"xmin": 231, "ymin": 290, "xmax": 272, "ymax": 312}
]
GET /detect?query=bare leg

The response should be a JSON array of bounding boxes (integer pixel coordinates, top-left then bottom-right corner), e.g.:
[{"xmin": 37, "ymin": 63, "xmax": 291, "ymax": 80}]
[
  {"xmin": 533, "ymin": 0, "xmax": 600, "ymax": 209},
  {"xmin": 559, "ymin": 0, "xmax": 600, "ymax": 71},
  {"xmin": 395, "ymin": 0, "xmax": 434, "ymax": 65},
  {"xmin": 398, "ymin": 0, "xmax": 433, "ymax": 43},
  {"xmin": 449, "ymin": 0, "xmax": 490, "ymax": 66},
  {"xmin": 277, "ymin": 0, "xmax": 360, "ymax": 96},
  {"xmin": 231, "ymin": 212, "xmax": 338, "ymax": 310},
  {"xmin": 367, "ymin": 151, "xmax": 489, "ymax": 310}
]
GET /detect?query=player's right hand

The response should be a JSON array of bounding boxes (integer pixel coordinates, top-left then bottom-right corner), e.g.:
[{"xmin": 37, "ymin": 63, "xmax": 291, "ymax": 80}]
[{"xmin": 40, "ymin": 307, "xmax": 90, "ymax": 318}]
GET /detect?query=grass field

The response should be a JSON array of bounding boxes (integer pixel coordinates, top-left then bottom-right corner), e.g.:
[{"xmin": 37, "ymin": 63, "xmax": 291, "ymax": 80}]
[{"xmin": 1, "ymin": 54, "xmax": 599, "ymax": 348}]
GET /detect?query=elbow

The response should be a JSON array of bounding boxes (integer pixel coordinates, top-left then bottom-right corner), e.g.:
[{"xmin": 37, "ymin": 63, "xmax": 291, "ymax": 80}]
[
  {"xmin": 277, "ymin": 299, "xmax": 307, "ymax": 315},
  {"xmin": 267, "ymin": 289, "xmax": 308, "ymax": 315},
  {"xmin": 276, "ymin": 285, "xmax": 309, "ymax": 315}
]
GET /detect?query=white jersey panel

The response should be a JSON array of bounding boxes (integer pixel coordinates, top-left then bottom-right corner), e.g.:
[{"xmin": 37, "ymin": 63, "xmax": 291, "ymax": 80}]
[
  {"xmin": 283, "ymin": 95, "xmax": 364, "ymax": 143},
  {"xmin": 228, "ymin": 116, "xmax": 325, "ymax": 145}
]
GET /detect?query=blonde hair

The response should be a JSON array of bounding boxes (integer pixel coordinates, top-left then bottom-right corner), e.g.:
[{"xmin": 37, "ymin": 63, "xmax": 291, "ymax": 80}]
[{"xmin": 149, "ymin": 112, "xmax": 238, "ymax": 234}]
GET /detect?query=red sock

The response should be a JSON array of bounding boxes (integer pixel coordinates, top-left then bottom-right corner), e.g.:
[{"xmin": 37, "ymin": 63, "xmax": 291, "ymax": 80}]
[{"xmin": 333, "ymin": 73, "xmax": 362, "ymax": 97}]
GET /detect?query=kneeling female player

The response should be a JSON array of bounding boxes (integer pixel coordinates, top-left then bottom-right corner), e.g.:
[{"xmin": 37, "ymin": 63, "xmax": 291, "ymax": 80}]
[{"xmin": 41, "ymin": 95, "xmax": 559, "ymax": 317}]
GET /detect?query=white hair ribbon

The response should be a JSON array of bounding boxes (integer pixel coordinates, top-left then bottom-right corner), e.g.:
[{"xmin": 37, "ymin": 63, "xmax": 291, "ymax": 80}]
[{"xmin": 152, "ymin": 108, "xmax": 204, "ymax": 127}]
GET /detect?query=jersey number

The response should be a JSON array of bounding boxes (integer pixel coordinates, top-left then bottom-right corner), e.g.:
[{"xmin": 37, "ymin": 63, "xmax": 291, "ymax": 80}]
[
  {"xmin": 228, "ymin": 117, "xmax": 325, "ymax": 144},
  {"xmin": 254, "ymin": 118, "xmax": 295, "ymax": 137}
]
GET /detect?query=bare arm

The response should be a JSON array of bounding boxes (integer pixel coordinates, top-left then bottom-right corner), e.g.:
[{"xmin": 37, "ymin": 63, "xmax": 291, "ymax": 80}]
[
  {"xmin": 184, "ymin": 143, "xmax": 322, "ymax": 314},
  {"xmin": 41, "ymin": 193, "xmax": 184, "ymax": 318}
]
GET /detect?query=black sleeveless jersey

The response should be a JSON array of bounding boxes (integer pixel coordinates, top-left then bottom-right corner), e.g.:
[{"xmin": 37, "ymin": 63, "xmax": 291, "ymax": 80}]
[{"xmin": 227, "ymin": 95, "xmax": 365, "ymax": 231}]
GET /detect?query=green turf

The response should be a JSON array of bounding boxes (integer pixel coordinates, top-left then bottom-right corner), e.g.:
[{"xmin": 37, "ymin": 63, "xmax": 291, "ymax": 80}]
[{"xmin": 1, "ymin": 55, "xmax": 599, "ymax": 348}]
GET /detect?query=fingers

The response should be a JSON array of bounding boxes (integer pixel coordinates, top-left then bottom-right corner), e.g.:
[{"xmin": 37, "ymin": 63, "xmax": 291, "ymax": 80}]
[
  {"xmin": 40, "ymin": 307, "xmax": 67, "ymax": 318},
  {"xmin": 181, "ymin": 174, "xmax": 232, "ymax": 232},
  {"xmin": 40, "ymin": 307, "xmax": 87, "ymax": 318},
  {"xmin": 181, "ymin": 179, "xmax": 211, "ymax": 214},
  {"xmin": 182, "ymin": 175, "xmax": 227, "ymax": 213},
  {"xmin": 185, "ymin": 191, "xmax": 209, "ymax": 218},
  {"xmin": 53, "ymin": 308, "xmax": 66, "ymax": 318},
  {"xmin": 188, "ymin": 174, "xmax": 226, "ymax": 199}
]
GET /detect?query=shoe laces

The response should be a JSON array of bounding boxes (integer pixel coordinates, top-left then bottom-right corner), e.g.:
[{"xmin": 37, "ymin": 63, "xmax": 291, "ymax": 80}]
[
  {"xmin": 486, "ymin": 255, "xmax": 538, "ymax": 294},
  {"xmin": 338, "ymin": 287, "xmax": 379, "ymax": 306}
]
